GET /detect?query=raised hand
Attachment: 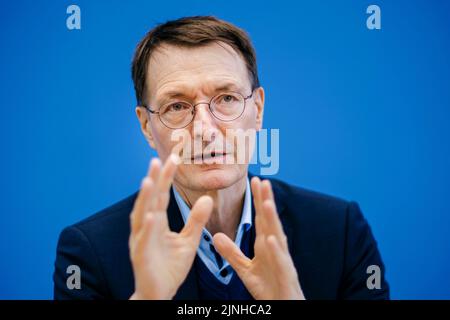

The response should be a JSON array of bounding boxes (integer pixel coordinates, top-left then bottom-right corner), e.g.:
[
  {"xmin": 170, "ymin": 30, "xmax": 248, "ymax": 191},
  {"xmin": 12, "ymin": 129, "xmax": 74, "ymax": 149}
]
[
  {"xmin": 129, "ymin": 154, "xmax": 213, "ymax": 299},
  {"xmin": 213, "ymin": 177, "xmax": 305, "ymax": 300}
]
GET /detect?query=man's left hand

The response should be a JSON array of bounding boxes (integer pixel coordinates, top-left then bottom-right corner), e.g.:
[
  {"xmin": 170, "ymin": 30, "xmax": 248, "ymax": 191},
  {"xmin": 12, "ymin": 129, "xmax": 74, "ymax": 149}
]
[{"xmin": 213, "ymin": 177, "xmax": 305, "ymax": 300}]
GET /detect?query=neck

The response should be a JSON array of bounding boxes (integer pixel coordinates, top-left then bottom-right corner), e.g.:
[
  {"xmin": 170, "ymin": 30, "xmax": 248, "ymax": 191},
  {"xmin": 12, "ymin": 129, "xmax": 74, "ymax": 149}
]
[{"xmin": 173, "ymin": 175, "xmax": 247, "ymax": 241}]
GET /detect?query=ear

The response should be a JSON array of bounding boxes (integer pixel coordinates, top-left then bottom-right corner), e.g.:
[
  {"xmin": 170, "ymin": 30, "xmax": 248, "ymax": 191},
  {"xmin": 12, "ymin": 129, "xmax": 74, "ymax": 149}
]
[
  {"xmin": 253, "ymin": 87, "xmax": 265, "ymax": 131},
  {"xmin": 135, "ymin": 106, "xmax": 156, "ymax": 149}
]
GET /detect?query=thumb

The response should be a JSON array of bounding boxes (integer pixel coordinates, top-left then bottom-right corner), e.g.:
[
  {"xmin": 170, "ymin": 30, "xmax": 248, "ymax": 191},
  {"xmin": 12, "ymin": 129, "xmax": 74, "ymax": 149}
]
[
  {"xmin": 213, "ymin": 233, "xmax": 251, "ymax": 275},
  {"xmin": 181, "ymin": 195, "xmax": 213, "ymax": 243}
]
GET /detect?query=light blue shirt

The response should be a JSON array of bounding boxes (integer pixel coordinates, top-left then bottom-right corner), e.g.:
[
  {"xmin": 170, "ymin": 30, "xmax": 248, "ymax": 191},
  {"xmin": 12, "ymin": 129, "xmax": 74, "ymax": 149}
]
[{"xmin": 172, "ymin": 178, "xmax": 252, "ymax": 284}]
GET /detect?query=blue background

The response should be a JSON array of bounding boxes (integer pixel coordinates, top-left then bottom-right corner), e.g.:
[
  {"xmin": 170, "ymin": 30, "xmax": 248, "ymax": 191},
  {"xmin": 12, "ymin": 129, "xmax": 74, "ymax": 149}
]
[{"xmin": 1, "ymin": 0, "xmax": 449, "ymax": 299}]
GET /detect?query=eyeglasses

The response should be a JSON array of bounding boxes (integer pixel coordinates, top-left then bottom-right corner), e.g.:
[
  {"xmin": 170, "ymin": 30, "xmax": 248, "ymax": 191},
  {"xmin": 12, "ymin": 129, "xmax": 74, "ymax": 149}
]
[{"xmin": 143, "ymin": 90, "xmax": 255, "ymax": 129}]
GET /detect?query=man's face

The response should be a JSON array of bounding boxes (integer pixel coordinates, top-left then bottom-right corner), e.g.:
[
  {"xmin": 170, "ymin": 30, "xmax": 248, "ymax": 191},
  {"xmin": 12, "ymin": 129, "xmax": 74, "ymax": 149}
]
[{"xmin": 136, "ymin": 42, "xmax": 264, "ymax": 191}]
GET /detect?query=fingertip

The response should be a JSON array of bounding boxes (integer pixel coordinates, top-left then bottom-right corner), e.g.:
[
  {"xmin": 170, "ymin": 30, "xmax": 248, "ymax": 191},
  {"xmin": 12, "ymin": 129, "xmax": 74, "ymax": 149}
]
[
  {"xmin": 251, "ymin": 176, "xmax": 260, "ymax": 187},
  {"xmin": 141, "ymin": 177, "xmax": 150, "ymax": 188},
  {"xmin": 189, "ymin": 196, "xmax": 213, "ymax": 228},
  {"xmin": 169, "ymin": 153, "xmax": 181, "ymax": 165},
  {"xmin": 200, "ymin": 195, "xmax": 213, "ymax": 206},
  {"xmin": 150, "ymin": 157, "xmax": 161, "ymax": 169},
  {"xmin": 262, "ymin": 179, "xmax": 271, "ymax": 189},
  {"xmin": 251, "ymin": 177, "xmax": 261, "ymax": 195},
  {"xmin": 141, "ymin": 176, "xmax": 154, "ymax": 188},
  {"xmin": 201, "ymin": 196, "xmax": 214, "ymax": 218},
  {"xmin": 212, "ymin": 232, "xmax": 226, "ymax": 247},
  {"xmin": 147, "ymin": 158, "xmax": 161, "ymax": 176}
]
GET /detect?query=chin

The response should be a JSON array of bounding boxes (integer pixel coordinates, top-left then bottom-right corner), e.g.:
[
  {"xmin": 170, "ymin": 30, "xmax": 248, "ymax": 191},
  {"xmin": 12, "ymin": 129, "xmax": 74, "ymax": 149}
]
[{"xmin": 180, "ymin": 164, "xmax": 245, "ymax": 191}]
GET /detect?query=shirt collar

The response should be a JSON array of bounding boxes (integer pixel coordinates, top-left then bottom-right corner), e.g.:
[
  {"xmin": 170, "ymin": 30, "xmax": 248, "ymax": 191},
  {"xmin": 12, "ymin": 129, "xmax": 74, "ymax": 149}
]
[{"xmin": 173, "ymin": 177, "xmax": 252, "ymax": 232}]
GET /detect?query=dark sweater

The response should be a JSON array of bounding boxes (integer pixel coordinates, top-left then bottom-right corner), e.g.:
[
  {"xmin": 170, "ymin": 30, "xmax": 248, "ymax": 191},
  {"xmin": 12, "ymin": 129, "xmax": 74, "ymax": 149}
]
[{"xmin": 195, "ymin": 225, "xmax": 254, "ymax": 300}]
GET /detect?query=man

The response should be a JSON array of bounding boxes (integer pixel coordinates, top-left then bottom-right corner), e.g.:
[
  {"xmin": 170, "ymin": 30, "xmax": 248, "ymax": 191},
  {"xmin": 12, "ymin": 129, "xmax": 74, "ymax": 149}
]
[{"xmin": 53, "ymin": 16, "xmax": 389, "ymax": 300}]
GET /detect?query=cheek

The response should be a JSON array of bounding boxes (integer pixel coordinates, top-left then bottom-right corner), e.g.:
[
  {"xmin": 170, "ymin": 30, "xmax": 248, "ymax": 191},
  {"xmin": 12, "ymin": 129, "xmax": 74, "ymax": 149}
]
[
  {"xmin": 235, "ymin": 103, "xmax": 258, "ymax": 129},
  {"xmin": 218, "ymin": 107, "xmax": 258, "ymax": 158},
  {"xmin": 216, "ymin": 103, "xmax": 258, "ymax": 134},
  {"xmin": 150, "ymin": 124, "xmax": 179, "ymax": 160}
]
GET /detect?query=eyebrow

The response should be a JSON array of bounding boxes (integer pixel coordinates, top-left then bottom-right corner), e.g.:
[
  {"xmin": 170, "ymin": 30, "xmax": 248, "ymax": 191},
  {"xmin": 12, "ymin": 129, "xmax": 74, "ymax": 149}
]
[{"xmin": 156, "ymin": 82, "xmax": 244, "ymax": 106}]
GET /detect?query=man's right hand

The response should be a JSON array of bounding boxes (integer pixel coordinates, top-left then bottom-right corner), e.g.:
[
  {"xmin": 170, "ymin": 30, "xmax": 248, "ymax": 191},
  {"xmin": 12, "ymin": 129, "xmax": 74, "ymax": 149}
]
[{"xmin": 128, "ymin": 154, "xmax": 213, "ymax": 300}]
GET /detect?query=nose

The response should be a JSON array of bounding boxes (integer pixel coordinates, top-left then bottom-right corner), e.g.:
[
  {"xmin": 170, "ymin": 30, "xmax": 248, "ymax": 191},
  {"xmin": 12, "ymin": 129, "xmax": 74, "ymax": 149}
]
[{"xmin": 192, "ymin": 102, "xmax": 219, "ymax": 141}]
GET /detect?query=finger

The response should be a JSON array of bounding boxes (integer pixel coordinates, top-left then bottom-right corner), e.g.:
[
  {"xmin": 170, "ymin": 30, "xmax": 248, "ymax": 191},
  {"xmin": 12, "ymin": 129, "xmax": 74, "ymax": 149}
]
[
  {"xmin": 181, "ymin": 196, "xmax": 213, "ymax": 242},
  {"xmin": 266, "ymin": 235, "xmax": 293, "ymax": 278},
  {"xmin": 261, "ymin": 179, "xmax": 275, "ymax": 202},
  {"xmin": 251, "ymin": 177, "xmax": 262, "ymax": 213},
  {"xmin": 145, "ymin": 158, "xmax": 162, "ymax": 211},
  {"xmin": 263, "ymin": 199, "xmax": 288, "ymax": 251},
  {"xmin": 267, "ymin": 235, "xmax": 304, "ymax": 300},
  {"xmin": 148, "ymin": 158, "xmax": 162, "ymax": 182},
  {"xmin": 157, "ymin": 154, "xmax": 179, "ymax": 192},
  {"xmin": 151, "ymin": 154, "xmax": 180, "ymax": 234},
  {"xmin": 259, "ymin": 179, "xmax": 276, "ymax": 237},
  {"xmin": 155, "ymin": 154, "xmax": 179, "ymax": 211},
  {"xmin": 251, "ymin": 177, "xmax": 266, "ymax": 235},
  {"xmin": 132, "ymin": 213, "xmax": 156, "ymax": 261},
  {"xmin": 213, "ymin": 233, "xmax": 251, "ymax": 276},
  {"xmin": 130, "ymin": 177, "xmax": 154, "ymax": 233}
]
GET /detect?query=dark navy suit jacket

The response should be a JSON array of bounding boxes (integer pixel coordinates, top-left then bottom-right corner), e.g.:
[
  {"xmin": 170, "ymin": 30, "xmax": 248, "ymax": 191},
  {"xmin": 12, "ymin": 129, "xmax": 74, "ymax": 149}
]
[{"xmin": 53, "ymin": 175, "xmax": 389, "ymax": 300}]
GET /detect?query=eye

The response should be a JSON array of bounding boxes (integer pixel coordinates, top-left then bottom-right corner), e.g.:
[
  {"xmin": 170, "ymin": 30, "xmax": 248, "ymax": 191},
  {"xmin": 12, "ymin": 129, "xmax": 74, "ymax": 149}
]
[
  {"xmin": 165, "ymin": 102, "xmax": 190, "ymax": 113},
  {"xmin": 222, "ymin": 94, "xmax": 236, "ymax": 103}
]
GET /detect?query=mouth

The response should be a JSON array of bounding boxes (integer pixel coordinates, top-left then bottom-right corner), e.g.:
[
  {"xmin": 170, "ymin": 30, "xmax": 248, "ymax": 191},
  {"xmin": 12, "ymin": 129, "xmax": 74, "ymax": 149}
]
[{"xmin": 191, "ymin": 151, "xmax": 230, "ymax": 162}]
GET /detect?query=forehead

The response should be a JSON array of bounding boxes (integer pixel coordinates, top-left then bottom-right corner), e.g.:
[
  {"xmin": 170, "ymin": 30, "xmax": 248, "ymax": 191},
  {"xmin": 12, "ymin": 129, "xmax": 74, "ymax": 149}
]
[{"xmin": 146, "ymin": 42, "xmax": 251, "ymax": 104}]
